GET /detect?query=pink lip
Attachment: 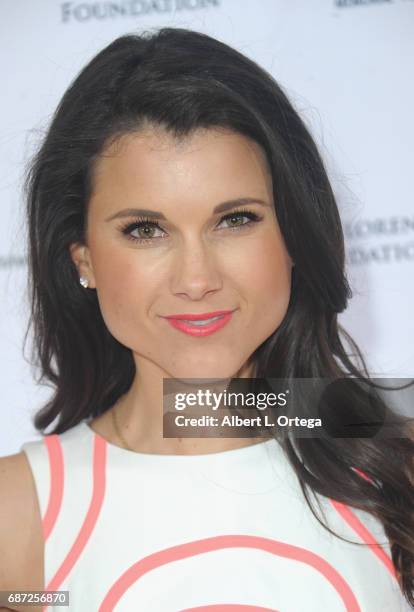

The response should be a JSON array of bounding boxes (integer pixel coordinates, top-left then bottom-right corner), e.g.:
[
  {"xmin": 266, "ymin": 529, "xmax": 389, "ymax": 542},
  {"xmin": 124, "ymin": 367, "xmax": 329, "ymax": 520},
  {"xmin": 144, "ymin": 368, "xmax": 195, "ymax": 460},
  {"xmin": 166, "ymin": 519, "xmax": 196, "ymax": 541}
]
[
  {"xmin": 163, "ymin": 310, "xmax": 234, "ymax": 321},
  {"xmin": 162, "ymin": 310, "xmax": 235, "ymax": 337}
]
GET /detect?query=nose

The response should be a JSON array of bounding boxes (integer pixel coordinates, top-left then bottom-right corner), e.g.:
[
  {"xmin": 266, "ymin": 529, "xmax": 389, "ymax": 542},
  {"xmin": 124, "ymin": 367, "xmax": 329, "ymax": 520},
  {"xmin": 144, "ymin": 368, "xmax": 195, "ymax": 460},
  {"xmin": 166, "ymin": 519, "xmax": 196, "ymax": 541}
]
[{"xmin": 170, "ymin": 238, "xmax": 223, "ymax": 301}]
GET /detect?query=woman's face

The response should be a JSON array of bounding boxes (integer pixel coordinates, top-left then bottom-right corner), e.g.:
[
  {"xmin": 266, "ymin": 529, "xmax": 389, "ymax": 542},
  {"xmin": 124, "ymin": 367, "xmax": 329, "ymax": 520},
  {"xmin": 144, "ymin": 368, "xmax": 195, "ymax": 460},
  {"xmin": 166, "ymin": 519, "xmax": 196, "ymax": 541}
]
[{"xmin": 71, "ymin": 126, "xmax": 294, "ymax": 380}]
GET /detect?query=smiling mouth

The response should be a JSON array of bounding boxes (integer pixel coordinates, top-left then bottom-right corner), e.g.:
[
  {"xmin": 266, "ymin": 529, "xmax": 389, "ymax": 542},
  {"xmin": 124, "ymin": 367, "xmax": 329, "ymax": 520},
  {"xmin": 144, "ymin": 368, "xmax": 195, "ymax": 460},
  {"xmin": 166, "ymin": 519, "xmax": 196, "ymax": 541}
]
[
  {"xmin": 164, "ymin": 309, "xmax": 234, "ymax": 321},
  {"xmin": 177, "ymin": 315, "xmax": 223, "ymax": 326},
  {"xmin": 163, "ymin": 311, "xmax": 235, "ymax": 336}
]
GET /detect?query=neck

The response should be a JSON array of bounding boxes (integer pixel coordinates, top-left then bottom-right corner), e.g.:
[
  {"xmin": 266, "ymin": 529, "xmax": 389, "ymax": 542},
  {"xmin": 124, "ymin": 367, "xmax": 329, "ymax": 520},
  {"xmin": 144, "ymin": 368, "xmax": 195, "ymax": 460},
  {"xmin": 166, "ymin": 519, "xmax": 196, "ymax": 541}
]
[{"xmin": 91, "ymin": 357, "xmax": 267, "ymax": 455}]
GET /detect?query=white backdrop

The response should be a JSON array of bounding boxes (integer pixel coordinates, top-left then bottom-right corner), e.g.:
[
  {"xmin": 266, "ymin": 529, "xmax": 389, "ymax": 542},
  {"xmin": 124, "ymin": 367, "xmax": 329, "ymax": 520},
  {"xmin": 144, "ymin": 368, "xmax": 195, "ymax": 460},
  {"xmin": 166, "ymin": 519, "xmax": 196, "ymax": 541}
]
[{"xmin": 1, "ymin": 0, "xmax": 413, "ymax": 456}]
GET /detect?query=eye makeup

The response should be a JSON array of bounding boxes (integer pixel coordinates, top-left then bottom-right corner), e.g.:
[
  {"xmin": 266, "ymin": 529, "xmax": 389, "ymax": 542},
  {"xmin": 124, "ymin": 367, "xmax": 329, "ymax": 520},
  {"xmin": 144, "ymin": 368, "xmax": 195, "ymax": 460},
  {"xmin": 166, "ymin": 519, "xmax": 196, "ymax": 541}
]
[{"xmin": 117, "ymin": 207, "xmax": 263, "ymax": 245}]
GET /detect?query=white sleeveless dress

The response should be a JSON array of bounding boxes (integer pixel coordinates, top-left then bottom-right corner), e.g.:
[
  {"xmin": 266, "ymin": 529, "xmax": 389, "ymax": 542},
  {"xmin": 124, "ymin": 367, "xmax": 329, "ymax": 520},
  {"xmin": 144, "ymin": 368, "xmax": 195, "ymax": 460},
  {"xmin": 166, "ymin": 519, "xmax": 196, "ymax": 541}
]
[{"xmin": 20, "ymin": 420, "xmax": 412, "ymax": 612}]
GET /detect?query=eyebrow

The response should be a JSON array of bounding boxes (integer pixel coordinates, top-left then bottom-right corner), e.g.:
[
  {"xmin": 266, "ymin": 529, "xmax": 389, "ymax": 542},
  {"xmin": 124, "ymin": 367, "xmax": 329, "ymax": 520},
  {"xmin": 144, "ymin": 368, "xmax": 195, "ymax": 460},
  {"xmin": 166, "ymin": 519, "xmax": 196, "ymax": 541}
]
[{"xmin": 105, "ymin": 197, "xmax": 270, "ymax": 222}]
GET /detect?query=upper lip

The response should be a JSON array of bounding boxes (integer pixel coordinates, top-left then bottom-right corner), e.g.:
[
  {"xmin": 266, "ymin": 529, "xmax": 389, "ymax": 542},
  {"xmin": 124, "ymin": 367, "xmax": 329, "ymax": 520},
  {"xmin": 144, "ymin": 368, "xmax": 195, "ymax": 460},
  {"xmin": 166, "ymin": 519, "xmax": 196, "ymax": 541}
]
[{"xmin": 163, "ymin": 310, "xmax": 235, "ymax": 321}]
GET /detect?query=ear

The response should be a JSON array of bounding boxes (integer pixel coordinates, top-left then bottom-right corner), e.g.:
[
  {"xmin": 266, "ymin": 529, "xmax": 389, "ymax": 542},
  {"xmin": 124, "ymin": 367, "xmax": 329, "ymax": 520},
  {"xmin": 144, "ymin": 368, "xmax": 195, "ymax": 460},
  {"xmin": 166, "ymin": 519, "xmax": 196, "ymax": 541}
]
[{"xmin": 69, "ymin": 242, "xmax": 96, "ymax": 289}]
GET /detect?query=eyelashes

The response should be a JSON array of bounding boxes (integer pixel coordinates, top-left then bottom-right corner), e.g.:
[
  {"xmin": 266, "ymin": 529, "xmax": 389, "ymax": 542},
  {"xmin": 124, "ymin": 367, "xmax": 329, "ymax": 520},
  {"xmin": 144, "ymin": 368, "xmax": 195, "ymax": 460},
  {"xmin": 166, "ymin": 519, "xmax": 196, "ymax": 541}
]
[{"xmin": 118, "ymin": 208, "xmax": 263, "ymax": 245}]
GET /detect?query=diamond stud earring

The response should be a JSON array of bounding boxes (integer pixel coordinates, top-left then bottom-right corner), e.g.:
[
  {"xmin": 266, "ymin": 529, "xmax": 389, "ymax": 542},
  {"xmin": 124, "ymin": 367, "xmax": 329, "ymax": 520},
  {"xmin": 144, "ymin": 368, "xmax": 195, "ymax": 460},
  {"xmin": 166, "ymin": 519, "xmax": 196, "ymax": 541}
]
[{"xmin": 79, "ymin": 276, "xmax": 89, "ymax": 288}]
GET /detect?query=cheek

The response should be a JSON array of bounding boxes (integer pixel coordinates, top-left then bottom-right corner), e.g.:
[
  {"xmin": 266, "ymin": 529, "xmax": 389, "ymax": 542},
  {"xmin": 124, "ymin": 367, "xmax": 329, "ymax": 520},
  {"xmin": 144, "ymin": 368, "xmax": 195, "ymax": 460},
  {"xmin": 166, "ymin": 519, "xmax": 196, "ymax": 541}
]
[
  {"xmin": 230, "ymin": 233, "xmax": 292, "ymax": 328},
  {"xmin": 91, "ymin": 245, "xmax": 155, "ymax": 340}
]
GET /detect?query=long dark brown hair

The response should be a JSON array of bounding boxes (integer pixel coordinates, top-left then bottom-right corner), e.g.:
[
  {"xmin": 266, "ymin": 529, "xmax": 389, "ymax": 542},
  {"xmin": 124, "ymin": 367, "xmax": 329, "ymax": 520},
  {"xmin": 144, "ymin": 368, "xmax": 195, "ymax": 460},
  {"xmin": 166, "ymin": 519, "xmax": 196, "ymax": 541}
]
[{"xmin": 22, "ymin": 27, "xmax": 414, "ymax": 605}]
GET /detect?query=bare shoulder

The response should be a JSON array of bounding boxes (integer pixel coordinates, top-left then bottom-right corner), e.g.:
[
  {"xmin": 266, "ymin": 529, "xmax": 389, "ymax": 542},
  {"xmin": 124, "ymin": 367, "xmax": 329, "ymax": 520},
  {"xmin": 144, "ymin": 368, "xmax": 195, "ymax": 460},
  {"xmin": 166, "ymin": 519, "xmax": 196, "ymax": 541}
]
[{"xmin": 0, "ymin": 452, "xmax": 44, "ymax": 611}]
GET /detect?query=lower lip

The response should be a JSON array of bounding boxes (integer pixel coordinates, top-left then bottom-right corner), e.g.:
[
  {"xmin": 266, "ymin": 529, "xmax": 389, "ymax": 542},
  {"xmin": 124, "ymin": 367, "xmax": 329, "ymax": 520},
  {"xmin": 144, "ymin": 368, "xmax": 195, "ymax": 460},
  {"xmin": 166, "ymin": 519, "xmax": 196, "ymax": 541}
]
[{"xmin": 164, "ymin": 312, "xmax": 234, "ymax": 337}]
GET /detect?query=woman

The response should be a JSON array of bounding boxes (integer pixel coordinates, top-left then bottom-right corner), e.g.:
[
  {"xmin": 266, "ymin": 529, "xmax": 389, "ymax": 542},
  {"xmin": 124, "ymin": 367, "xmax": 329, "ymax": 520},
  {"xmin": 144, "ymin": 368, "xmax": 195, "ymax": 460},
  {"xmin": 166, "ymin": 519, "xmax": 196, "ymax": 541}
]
[{"xmin": 0, "ymin": 27, "xmax": 413, "ymax": 611}]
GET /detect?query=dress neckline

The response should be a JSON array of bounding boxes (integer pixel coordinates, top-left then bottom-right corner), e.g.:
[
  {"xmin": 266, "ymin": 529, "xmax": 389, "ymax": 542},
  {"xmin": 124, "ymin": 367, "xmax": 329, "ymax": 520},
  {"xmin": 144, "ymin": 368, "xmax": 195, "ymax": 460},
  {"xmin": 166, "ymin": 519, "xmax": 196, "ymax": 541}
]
[{"xmin": 80, "ymin": 419, "xmax": 277, "ymax": 464}]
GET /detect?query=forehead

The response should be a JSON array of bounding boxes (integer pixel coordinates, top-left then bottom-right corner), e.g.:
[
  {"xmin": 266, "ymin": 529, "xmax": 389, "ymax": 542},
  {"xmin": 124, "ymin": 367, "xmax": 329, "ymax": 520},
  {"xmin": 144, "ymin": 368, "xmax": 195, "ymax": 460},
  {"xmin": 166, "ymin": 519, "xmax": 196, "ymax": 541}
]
[
  {"xmin": 87, "ymin": 127, "xmax": 273, "ymax": 222},
  {"xmin": 92, "ymin": 126, "xmax": 271, "ymax": 187}
]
